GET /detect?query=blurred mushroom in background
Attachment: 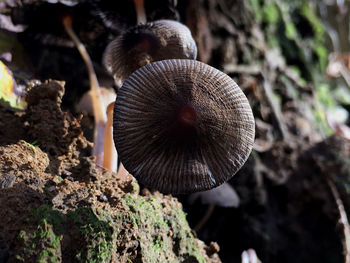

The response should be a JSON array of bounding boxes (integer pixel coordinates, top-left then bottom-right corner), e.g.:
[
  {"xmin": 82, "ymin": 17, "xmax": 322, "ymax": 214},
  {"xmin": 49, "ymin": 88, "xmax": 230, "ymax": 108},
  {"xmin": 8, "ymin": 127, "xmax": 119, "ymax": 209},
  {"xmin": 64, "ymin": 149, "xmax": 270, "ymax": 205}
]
[{"xmin": 103, "ymin": 19, "xmax": 197, "ymax": 89}]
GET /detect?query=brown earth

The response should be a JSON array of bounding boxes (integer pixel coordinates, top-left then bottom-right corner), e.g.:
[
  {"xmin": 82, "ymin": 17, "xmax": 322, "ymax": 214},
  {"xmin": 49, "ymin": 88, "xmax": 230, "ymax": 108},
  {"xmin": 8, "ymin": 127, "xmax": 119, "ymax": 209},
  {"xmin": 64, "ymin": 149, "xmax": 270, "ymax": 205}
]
[{"xmin": 0, "ymin": 80, "xmax": 221, "ymax": 263}]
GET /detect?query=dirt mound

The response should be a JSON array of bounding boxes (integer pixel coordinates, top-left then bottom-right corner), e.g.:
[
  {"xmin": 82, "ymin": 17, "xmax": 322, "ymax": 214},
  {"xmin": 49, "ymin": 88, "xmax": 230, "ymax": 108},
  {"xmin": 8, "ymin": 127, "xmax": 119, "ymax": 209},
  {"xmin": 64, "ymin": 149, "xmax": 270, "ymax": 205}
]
[{"xmin": 0, "ymin": 80, "xmax": 220, "ymax": 263}]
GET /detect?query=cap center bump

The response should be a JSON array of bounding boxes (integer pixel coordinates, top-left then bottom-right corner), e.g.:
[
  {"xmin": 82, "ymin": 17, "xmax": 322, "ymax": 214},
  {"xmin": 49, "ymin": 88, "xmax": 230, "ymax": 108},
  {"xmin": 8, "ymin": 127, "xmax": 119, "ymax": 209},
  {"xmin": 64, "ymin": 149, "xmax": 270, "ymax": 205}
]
[
  {"xmin": 178, "ymin": 105, "xmax": 196, "ymax": 126},
  {"xmin": 135, "ymin": 39, "xmax": 153, "ymax": 52}
]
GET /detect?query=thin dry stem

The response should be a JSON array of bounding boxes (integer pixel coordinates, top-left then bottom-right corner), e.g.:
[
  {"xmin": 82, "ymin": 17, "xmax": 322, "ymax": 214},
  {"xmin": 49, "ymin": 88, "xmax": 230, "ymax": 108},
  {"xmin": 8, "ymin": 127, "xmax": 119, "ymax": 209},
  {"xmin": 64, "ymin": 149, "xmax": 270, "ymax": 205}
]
[
  {"xmin": 327, "ymin": 179, "xmax": 350, "ymax": 263},
  {"xmin": 62, "ymin": 15, "xmax": 107, "ymax": 167},
  {"xmin": 262, "ymin": 71, "xmax": 289, "ymax": 140},
  {"xmin": 194, "ymin": 204, "xmax": 215, "ymax": 232}
]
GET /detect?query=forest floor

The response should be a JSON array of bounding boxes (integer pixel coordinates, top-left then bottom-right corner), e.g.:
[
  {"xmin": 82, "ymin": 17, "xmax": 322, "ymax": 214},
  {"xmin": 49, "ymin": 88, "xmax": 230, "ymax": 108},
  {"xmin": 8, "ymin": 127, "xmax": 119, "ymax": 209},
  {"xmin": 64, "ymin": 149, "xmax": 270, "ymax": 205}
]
[
  {"xmin": 1, "ymin": 0, "xmax": 350, "ymax": 263},
  {"xmin": 0, "ymin": 80, "xmax": 221, "ymax": 262}
]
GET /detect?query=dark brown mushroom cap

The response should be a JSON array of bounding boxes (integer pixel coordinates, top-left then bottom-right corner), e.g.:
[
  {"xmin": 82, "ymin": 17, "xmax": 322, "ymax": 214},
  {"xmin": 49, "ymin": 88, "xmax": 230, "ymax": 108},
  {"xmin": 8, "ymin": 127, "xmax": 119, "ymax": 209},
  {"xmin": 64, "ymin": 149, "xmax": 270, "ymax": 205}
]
[
  {"xmin": 113, "ymin": 59, "xmax": 255, "ymax": 194},
  {"xmin": 103, "ymin": 19, "xmax": 197, "ymax": 84}
]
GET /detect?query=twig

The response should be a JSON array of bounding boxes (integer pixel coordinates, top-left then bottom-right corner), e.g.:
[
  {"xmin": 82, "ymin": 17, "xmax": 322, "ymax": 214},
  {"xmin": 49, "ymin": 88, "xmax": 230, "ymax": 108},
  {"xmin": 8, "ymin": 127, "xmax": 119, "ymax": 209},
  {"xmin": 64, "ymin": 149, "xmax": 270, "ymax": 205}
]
[
  {"xmin": 223, "ymin": 64, "xmax": 261, "ymax": 75},
  {"xmin": 194, "ymin": 204, "xmax": 215, "ymax": 232},
  {"xmin": 339, "ymin": 64, "xmax": 350, "ymax": 88},
  {"xmin": 62, "ymin": 16, "xmax": 107, "ymax": 167},
  {"xmin": 327, "ymin": 179, "xmax": 350, "ymax": 263},
  {"xmin": 217, "ymin": 0, "xmax": 238, "ymax": 25},
  {"xmin": 261, "ymin": 72, "xmax": 289, "ymax": 140}
]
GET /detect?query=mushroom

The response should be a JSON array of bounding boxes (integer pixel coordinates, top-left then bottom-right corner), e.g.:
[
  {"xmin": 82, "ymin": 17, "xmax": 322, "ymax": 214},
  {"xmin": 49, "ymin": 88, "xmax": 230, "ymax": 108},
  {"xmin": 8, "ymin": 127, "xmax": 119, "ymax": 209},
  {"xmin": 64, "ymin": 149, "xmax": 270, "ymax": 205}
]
[
  {"xmin": 103, "ymin": 102, "xmax": 118, "ymax": 172},
  {"xmin": 133, "ymin": 0, "xmax": 146, "ymax": 24},
  {"xmin": 103, "ymin": 19, "xmax": 197, "ymax": 88},
  {"xmin": 113, "ymin": 59, "xmax": 255, "ymax": 194},
  {"xmin": 62, "ymin": 15, "xmax": 107, "ymax": 167}
]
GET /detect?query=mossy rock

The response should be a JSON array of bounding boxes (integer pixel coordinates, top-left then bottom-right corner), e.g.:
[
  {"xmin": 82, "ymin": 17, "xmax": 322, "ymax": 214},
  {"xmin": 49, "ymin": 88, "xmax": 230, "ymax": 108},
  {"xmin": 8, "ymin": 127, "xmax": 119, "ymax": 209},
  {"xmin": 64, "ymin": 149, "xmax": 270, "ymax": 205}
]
[
  {"xmin": 0, "ymin": 128, "xmax": 220, "ymax": 263},
  {"xmin": 11, "ymin": 194, "xmax": 216, "ymax": 263}
]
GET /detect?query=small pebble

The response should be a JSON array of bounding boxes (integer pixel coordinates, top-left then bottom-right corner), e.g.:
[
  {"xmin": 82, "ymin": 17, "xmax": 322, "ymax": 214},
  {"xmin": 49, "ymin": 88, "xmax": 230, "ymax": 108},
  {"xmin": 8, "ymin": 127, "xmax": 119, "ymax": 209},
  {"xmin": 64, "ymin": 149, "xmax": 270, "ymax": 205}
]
[
  {"xmin": 47, "ymin": 186, "xmax": 56, "ymax": 192},
  {"xmin": 61, "ymin": 170, "xmax": 72, "ymax": 177},
  {"xmin": 99, "ymin": 194, "xmax": 109, "ymax": 202},
  {"xmin": 206, "ymin": 241, "xmax": 220, "ymax": 256},
  {"xmin": 0, "ymin": 174, "xmax": 16, "ymax": 189}
]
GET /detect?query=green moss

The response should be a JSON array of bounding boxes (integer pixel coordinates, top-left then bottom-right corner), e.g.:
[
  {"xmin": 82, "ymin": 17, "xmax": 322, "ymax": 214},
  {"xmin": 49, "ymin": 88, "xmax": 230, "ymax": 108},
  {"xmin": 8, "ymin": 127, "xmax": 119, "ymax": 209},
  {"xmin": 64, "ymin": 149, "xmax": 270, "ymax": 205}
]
[
  {"xmin": 248, "ymin": 0, "xmax": 263, "ymax": 21},
  {"xmin": 300, "ymin": 4, "xmax": 322, "ymax": 33},
  {"xmin": 263, "ymin": 3, "xmax": 279, "ymax": 23},
  {"xmin": 316, "ymin": 84, "xmax": 337, "ymax": 108},
  {"xmin": 246, "ymin": 0, "xmax": 335, "ymax": 138},
  {"xmin": 312, "ymin": 107, "xmax": 332, "ymax": 135},
  {"xmin": 14, "ymin": 197, "xmax": 209, "ymax": 262},
  {"xmin": 248, "ymin": 0, "xmax": 327, "ymax": 81},
  {"xmin": 68, "ymin": 208, "xmax": 114, "ymax": 263},
  {"xmin": 312, "ymin": 83, "xmax": 341, "ymax": 134},
  {"xmin": 16, "ymin": 206, "xmax": 116, "ymax": 263},
  {"xmin": 120, "ymin": 193, "xmax": 205, "ymax": 263},
  {"xmin": 20, "ymin": 139, "xmax": 39, "ymax": 154},
  {"xmin": 17, "ymin": 205, "xmax": 63, "ymax": 262},
  {"xmin": 300, "ymin": 2, "xmax": 325, "ymax": 50},
  {"xmin": 334, "ymin": 86, "xmax": 350, "ymax": 105}
]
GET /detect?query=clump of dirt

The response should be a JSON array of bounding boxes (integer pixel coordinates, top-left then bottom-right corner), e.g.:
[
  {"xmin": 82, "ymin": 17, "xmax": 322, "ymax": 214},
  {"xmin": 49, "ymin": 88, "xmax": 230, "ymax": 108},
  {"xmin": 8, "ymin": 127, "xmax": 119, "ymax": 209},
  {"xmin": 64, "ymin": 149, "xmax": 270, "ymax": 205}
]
[
  {"xmin": 0, "ymin": 80, "xmax": 220, "ymax": 263},
  {"xmin": 0, "ymin": 108, "xmax": 25, "ymax": 146},
  {"xmin": 24, "ymin": 80, "xmax": 90, "ymax": 175}
]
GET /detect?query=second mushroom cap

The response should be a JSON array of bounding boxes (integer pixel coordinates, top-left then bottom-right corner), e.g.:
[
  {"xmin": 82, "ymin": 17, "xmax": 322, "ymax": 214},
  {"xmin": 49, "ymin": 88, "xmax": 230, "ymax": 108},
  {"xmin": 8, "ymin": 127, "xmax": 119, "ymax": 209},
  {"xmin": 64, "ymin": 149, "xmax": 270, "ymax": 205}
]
[{"xmin": 103, "ymin": 19, "xmax": 197, "ymax": 86}]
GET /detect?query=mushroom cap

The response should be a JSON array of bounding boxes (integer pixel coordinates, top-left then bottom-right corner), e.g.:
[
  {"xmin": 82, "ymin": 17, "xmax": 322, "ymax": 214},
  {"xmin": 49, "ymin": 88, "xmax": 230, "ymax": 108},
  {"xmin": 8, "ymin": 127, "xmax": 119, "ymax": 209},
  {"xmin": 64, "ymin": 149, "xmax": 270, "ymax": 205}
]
[
  {"xmin": 103, "ymin": 19, "xmax": 197, "ymax": 84},
  {"xmin": 113, "ymin": 59, "xmax": 255, "ymax": 194}
]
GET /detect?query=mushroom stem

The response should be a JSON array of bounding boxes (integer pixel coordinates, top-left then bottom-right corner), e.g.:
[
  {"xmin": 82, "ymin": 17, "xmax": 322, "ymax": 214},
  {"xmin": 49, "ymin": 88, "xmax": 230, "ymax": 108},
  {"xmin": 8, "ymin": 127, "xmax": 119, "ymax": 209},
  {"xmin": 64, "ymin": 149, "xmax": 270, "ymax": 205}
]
[
  {"xmin": 103, "ymin": 102, "xmax": 118, "ymax": 172},
  {"xmin": 133, "ymin": 0, "xmax": 147, "ymax": 24},
  {"xmin": 62, "ymin": 15, "xmax": 107, "ymax": 167},
  {"xmin": 116, "ymin": 163, "xmax": 130, "ymax": 182}
]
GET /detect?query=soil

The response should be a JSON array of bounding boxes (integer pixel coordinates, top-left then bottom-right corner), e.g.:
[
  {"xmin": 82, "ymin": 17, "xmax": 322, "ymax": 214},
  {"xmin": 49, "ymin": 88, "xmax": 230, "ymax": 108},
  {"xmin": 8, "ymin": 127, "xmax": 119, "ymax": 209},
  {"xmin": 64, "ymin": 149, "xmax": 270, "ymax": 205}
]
[
  {"xmin": 0, "ymin": 80, "xmax": 220, "ymax": 263},
  {"xmin": 184, "ymin": 136, "xmax": 350, "ymax": 262}
]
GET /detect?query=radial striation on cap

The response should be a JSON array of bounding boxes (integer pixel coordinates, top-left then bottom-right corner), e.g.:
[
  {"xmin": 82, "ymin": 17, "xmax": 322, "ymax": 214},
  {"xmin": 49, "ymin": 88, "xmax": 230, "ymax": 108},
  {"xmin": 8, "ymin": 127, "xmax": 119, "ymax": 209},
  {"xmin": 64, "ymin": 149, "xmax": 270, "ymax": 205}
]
[
  {"xmin": 103, "ymin": 20, "xmax": 197, "ymax": 85},
  {"xmin": 113, "ymin": 59, "xmax": 255, "ymax": 194}
]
